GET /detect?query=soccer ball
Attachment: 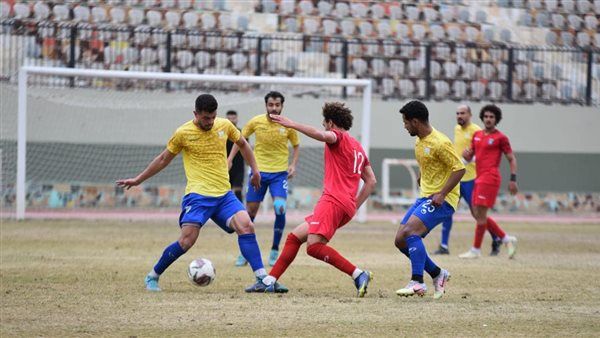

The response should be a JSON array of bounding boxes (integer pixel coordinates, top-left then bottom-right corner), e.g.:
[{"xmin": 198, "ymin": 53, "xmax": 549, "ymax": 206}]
[{"xmin": 187, "ymin": 258, "xmax": 216, "ymax": 287}]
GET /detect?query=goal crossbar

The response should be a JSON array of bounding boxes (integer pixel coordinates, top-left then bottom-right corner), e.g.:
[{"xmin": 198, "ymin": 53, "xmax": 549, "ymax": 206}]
[{"xmin": 16, "ymin": 66, "xmax": 372, "ymax": 221}]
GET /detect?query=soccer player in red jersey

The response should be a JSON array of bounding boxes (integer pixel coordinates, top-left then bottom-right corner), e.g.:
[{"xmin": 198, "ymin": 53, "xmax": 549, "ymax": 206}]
[
  {"xmin": 245, "ymin": 102, "xmax": 377, "ymax": 297},
  {"xmin": 459, "ymin": 104, "xmax": 519, "ymax": 259}
]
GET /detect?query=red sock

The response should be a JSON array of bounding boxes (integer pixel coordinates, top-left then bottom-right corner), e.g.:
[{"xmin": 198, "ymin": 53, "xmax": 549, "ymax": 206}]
[
  {"xmin": 473, "ymin": 223, "xmax": 486, "ymax": 249},
  {"xmin": 486, "ymin": 217, "xmax": 506, "ymax": 239},
  {"xmin": 269, "ymin": 233, "xmax": 302, "ymax": 279},
  {"xmin": 306, "ymin": 242, "xmax": 356, "ymax": 277}
]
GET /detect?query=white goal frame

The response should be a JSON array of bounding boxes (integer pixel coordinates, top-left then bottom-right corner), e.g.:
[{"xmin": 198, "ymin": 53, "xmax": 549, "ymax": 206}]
[
  {"xmin": 381, "ymin": 158, "xmax": 420, "ymax": 206},
  {"xmin": 16, "ymin": 66, "xmax": 372, "ymax": 221}
]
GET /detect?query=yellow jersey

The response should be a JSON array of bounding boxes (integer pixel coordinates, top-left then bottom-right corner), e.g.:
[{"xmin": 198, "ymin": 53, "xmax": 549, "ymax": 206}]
[
  {"xmin": 415, "ymin": 128, "xmax": 465, "ymax": 210},
  {"xmin": 167, "ymin": 118, "xmax": 241, "ymax": 197},
  {"xmin": 454, "ymin": 123, "xmax": 481, "ymax": 182},
  {"xmin": 242, "ymin": 114, "xmax": 300, "ymax": 173}
]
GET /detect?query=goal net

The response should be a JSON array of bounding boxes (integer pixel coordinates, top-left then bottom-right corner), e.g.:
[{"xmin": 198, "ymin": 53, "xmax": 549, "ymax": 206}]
[{"xmin": 3, "ymin": 66, "xmax": 372, "ymax": 221}]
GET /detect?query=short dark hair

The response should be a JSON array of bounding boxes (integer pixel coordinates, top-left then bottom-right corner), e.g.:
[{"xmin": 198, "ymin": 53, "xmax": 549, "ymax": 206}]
[
  {"xmin": 264, "ymin": 91, "xmax": 285, "ymax": 104},
  {"xmin": 226, "ymin": 110, "xmax": 237, "ymax": 116},
  {"xmin": 399, "ymin": 100, "xmax": 429, "ymax": 123},
  {"xmin": 480, "ymin": 104, "xmax": 502, "ymax": 124},
  {"xmin": 195, "ymin": 94, "xmax": 218, "ymax": 113},
  {"xmin": 322, "ymin": 102, "xmax": 353, "ymax": 130}
]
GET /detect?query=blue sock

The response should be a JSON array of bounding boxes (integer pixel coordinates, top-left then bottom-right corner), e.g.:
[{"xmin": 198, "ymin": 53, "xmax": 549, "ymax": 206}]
[
  {"xmin": 399, "ymin": 246, "xmax": 439, "ymax": 278},
  {"xmin": 441, "ymin": 217, "xmax": 452, "ymax": 248},
  {"xmin": 153, "ymin": 241, "xmax": 186, "ymax": 275},
  {"xmin": 406, "ymin": 235, "xmax": 426, "ymax": 280},
  {"xmin": 238, "ymin": 233, "xmax": 265, "ymax": 273},
  {"xmin": 272, "ymin": 213, "xmax": 285, "ymax": 250}
]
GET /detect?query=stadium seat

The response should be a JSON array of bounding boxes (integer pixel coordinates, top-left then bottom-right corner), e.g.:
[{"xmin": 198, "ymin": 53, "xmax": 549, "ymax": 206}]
[
  {"xmin": 178, "ymin": 0, "xmax": 192, "ymax": 9},
  {"xmin": 359, "ymin": 21, "xmax": 373, "ymax": 37},
  {"xmin": 595, "ymin": 0, "xmax": 600, "ymax": 13},
  {"xmin": 381, "ymin": 78, "xmax": 395, "ymax": 96},
  {"xmin": 512, "ymin": 81, "xmax": 522, "ymax": 97},
  {"xmin": 400, "ymin": 41, "xmax": 414, "ymax": 58},
  {"xmin": 317, "ymin": 1, "xmax": 333, "ymax": 16},
  {"xmin": 595, "ymin": 33, "xmax": 600, "ymax": 47},
  {"xmin": 223, "ymin": 36, "xmax": 238, "ymax": 50},
  {"xmin": 219, "ymin": 13, "xmax": 232, "ymax": 30},
  {"xmin": 202, "ymin": 13, "xmax": 217, "ymax": 30},
  {"xmin": 341, "ymin": 19, "xmax": 355, "ymax": 35},
  {"xmin": 461, "ymin": 62, "xmax": 478, "ymax": 79},
  {"xmin": 576, "ymin": 32, "xmax": 591, "ymax": 48},
  {"xmin": 406, "ymin": 6, "xmax": 419, "ymax": 21},
  {"xmin": 152, "ymin": 29, "xmax": 167, "ymax": 45},
  {"xmin": 298, "ymin": 0, "xmax": 314, "ymax": 15},
  {"xmin": 321, "ymin": 18, "xmax": 336, "ymax": 35},
  {"xmin": 109, "ymin": 7, "xmax": 126, "ymax": 24},
  {"xmin": 214, "ymin": 52, "xmax": 229, "ymax": 68},
  {"xmin": 512, "ymin": 0, "xmax": 525, "ymax": 7},
  {"xmin": 435, "ymin": 43, "xmax": 451, "ymax": 59},
  {"xmin": 515, "ymin": 63, "xmax": 529, "ymax": 81},
  {"xmin": 33, "ymin": 1, "xmax": 50, "ymax": 20},
  {"xmin": 231, "ymin": 52, "xmax": 247, "ymax": 72},
  {"xmin": 351, "ymin": 2, "xmax": 367, "ymax": 18},
  {"xmin": 165, "ymin": 10, "xmax": 181, "ymax": 29},
  {"xmin": 416, "ymin": 79, "xmax": 426, "ymax": 97},
  {"xmin": 524, "ymin": 82, "xmax": 538, "ymax": 99},
  {"xmin": 551, "ymin": 14, "xmax": 565, "ymax": 29},
  {"xmin": 430, "ymin": 25, "xmax": 446, "ymax": 41},
  {"xmin": 532, "ymin": 63, "xmax": 544, "ymax": 80},
  {"xmin": 371, "ymin": 58, "xmax": 387, "ymax": 77},
  {"xmin": 444, "ymin": 61, "xmax": 459, "ymax": 78},
  {"xmin": 412, "ymin": 24, "xmax": 426, "ymax": 41},
  {"xmin": 535, "ymin": 12, "xmax": 549, "ymax": 27},
  {"xmin": 424, "ymin": 7, "xmax": 438, "ymax": 21},
  {"xmin": 452, "ymin": 80, "xmax": 467, "ymax": 99},
  {"xmin": 447, "ymin": 25, "xmax": 462, "ymax": 41},
  {"xmin": 73, "ymin": 5, "xmax": 90, "ymax": 22},
  {"xmin": 585, "ymin": 15, "xmax": 598, "ymax": 30},
  {"xmin": 481, "ymin": 63, "xmax": 495, "ymax": 79},
  {"xmin": 261, "ymin": 0, "xmax": 277, "ymax": 13},
  {"xmin": 561, "ymin": 31, "xmax": 574, "ymax": 46},
  {"xmin": 529, "ymin": 0, "xmax": 543, "ymax": 9},
  {"xmin": 371, "ymin": 3, "xmax": 385, "ymax": 19},
  {"xmin": 434, "ymin": 80, "xmax": 450, "ymax": 98},
  {"xmin": 470, "ymin": 81, "xmax": 485, "ymax": 98},
  {"xmin": 140, "ymin": 47, "xmax": 158, "ymax": 65},
  {"xmin": 458, "ymin": 8, "xmax": 470, "ymax": 23},
  {"xmin": 440, "ymin": 7, "xmax": 455, "ymax": 22},
  {"xmin": 562, "ymin": 0, "xmax": 575, "ymax": 12},
  {"xmin": 567, "ymin": 14, "xmax": 583, "ymax": 30},
  {"xmin": 364, "ymin": 39, "xmax": 379, "ymax": 56},
  {"xmin": 482, "ymin": 28, "xmax": 495, "ymax": 42},
  {"xmin": 489, "ymin": 48, "xmax": 505, "ymax": 62},
  {"xmin": 542, "ymin": 83, "xmax": 557, "ymax": 100},
  {"xmin": 122, "ymin": 46, "xmax": 140, "ymax": 65},
  {"xmin": 408, "ymin": 59, "xmax": 423, "ymax": 77},
  {"xmin": 0, "ymin": 1, "xmax": 10, "ymax": 19},
  {"xmin": 352, "ymin": 58, "xmax": 368, "ymax": 76},
  {"xmin": 396, "ymin": 23, "xmax": 409, "ymax": 39},
  {"xmin": 195, "ymin": 51, "xmax": 211, "ymax": 69},
  {"xmin": 280, "ymin": 0, "xmax": 295, "ymax": 15},
  {"xmin": 146, "ymin": 10, "xmax": 162, "ymax": 27},
  {"xmin": 182, "ymin": 11, "xmax": 199, "ymax": 29},
  {"xmin": 545, "ymin": 31, "xmax": 558, "ymax": 45},
  {"xmin": 13, "ymin": 2, "xmax": 30, "ymax": 19},
  {"xmin": 545, "ymin": 0, "xmax": 559, "ymax": 11},
  {"xmin": 205, "ymin": 36, "xmax": 220, "ymax": 49},
  {"xmin": 377, "ymin": 21, "xmax": 392, "ymax": 38},
  {"xmin": 389, "ymin": 5, "xmax": 402, "ymax": 20},
  {"xmin": 488, "ymin": 81, "xmax": 503, "ymax": 100},
  {"xmin": 389, "ymin": 60, "xmax": 405, "ymax": 77},
  {"xmin": 187, "ymin": 33, "xmax": 201, "ymax": 48},
  {"xmin": 171, "ymin": 33, "xmax": 186, "ymax": 47},
  {"xmin": 475, "ymin": 9, "xmax": 487, "ymax": 23},
  {"xmin": 52, "ymin": 4, "xmax": 69, "ymax": 21},
  {"xmin": 133, "ymin": 25, "xmax": 150, "ymax": 44},
  {"xmin": 430, "ymin": 60, "xmax": 442, "ymax": 78},
  {"xmin": 551, "ymin": 64, "xmax": 563, "ymax": 79},
  {"xmin": 465, "ymin": 26, "xmax": 480, "ymax": 42},
  {"xmin": 303, "ymin": 18, "xmax": 319, "ymax": 35},
  {"xmin": 560, "ymin": 82, "xmax": 574, "ymax": 101},
  {"xmin": 327, "ymin": 40, "xmax": 343, "ymax": 54},
  {"xmin": 519, "ymin": 12, "xmax": 533, "ymax": 26},
  {"xmin": 128, "ymin": 8, "xmax": 144, "ymax": 25},
  {"xmin": 399, "ymin": 79, "xmax": 415, "ymax": 96},
  {"xmin": 91, "ymin": 6, "xmax": 108, "ymax": 23}
]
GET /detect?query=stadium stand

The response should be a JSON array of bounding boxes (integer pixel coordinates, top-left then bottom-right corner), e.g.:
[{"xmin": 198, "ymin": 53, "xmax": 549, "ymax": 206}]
[{"xmin": 0, "ymin": 0, "xmax": 598, "ymax": 104}]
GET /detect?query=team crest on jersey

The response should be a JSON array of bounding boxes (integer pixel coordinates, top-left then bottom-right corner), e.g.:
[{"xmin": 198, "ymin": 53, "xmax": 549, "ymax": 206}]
[
  {"xmin": 279, "ymin": 128, "xmax": 285, "ymax": 134},
  {"xmin": 424, "ymin": 147, "xmax": 430, "ymax": 155},
  {"xmin": 218, "ymin": 130, "xmax": 225, "ymax": 138},
  {"xmin": 488, "ymin": 138, "xmax": 494, "ymax": 145}
]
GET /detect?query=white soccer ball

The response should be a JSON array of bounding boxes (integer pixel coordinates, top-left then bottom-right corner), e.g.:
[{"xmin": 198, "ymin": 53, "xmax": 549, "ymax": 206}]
[{"xmin": 187, "ymin": 258, "xmax": 216, "ymax": 287}]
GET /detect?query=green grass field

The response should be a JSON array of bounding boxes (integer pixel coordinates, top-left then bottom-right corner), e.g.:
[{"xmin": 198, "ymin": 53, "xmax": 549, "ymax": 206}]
[{"xmin": 2, "ymin": 219, "xmax": 600, "ymax": 337}]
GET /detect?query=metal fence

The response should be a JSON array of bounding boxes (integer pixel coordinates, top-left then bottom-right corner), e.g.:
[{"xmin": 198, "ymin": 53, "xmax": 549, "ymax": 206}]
[{"xmin": 1, "ymin": 20, "xmax": 598, "ymax": 105}]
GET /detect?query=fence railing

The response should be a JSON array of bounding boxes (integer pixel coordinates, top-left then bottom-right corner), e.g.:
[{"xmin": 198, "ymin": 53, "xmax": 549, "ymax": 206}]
[{"xmin": 1, "ymin": 20, "xmax": 598, "ymax": 105}]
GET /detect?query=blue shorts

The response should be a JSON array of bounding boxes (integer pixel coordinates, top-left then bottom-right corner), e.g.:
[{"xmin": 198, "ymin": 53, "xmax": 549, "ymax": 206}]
[
  {"xmin": 401, "ymin": 197, "xmax": 456, "ymax": 233},
  {"xmin": 460, "ymin": 180, "xmax": 475, "ymax": 208},
  {"xmin": 246, "ymin": 171, "xmax": 288, "ymax": 203},
  {"xmin": 179, "ymin": 191, "xmax": 245, "ymax": 234}
]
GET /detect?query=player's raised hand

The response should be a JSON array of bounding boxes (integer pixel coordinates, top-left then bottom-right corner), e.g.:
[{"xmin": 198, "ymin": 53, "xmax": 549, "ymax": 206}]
[
  {"xmin": 287, "ymin": 164, "xmax": 296, "ymax": 179},
  {"xmin": 269, "ymin": 114, "xmax": 294, "ymax": 128},
  {"xmin": 250, "ymin": 171, "xmax": 261, "ymax": 190},
  {"xmin": 116, "ymin": 178, "xmax": 140, "ymax": 190}
]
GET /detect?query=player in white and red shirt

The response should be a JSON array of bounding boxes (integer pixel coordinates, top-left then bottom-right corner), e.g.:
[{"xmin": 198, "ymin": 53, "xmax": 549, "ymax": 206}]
[
  {"xmin": 459, "ymin": 104, "xmax": 519, "ymax": 259},
  {"xmin": 246, "ymin": 102, "xmax": 377, "ymax": 297}
]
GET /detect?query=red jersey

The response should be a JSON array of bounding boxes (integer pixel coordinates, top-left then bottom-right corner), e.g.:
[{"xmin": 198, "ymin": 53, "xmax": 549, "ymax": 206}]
[
  {"xmin": 471, "ymin": 129, "xmax": 513, "ymax": 186},
  {"xmin": 321, "ymin": 129, "xmax": 370, "ymax": 216}
]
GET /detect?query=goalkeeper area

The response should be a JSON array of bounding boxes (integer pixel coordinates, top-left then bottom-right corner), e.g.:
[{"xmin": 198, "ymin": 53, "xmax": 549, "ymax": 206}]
[{"xmin": 2, "ymin": 219, "xmax": 600, "ymax": 336}]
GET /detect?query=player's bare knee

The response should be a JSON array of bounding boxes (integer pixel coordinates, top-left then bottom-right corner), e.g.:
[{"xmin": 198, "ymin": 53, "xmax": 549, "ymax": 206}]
[{"xmin": 231, "ymin": 212, "xmax": 255, "ymax": 235}]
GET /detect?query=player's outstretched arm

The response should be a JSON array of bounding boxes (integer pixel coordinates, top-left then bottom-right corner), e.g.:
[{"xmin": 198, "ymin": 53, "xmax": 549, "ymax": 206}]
[
  {"xmin": 116, "ymin": 148, "xmax": 176, "ymax": 190},
  {"xmin": 235, "ymin": 135, "xmax": 261, "ymax": 190},
  {"xmin": 356, "ymin": 165, "xmax": 377, "ymax": 209},
  {"xmin": 505, "ymin": 152, "xmax": 518, "ymax": 195},
  {"xmin": 269, "ymin": 114, "xmax": 337, "ymax": 144}
]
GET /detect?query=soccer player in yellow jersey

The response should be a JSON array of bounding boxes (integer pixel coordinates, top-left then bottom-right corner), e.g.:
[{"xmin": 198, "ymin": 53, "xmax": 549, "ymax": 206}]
[
  {"xmin": 433, "ymin": 104, "xmax": 502, "ymax": 256},
  {"xmin": 229, "ymin": 91, "xmax": 300, "ymax": 267},
  {"xmin": 117, "ymin": 94, "xmax": 287, "ymax": 293},
  {"xmin": 395, "ymin": 101, "xmax": 465, "ymax": 299}
]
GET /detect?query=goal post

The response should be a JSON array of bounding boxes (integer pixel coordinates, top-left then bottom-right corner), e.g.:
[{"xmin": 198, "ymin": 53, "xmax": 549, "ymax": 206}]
[
  {"xmin": 15, "ymin": 66, "xmax": 372, "ymax": 221},
  {"xmin": 381, "ymin": 158, "xmax": 420, "ymax": 206}
]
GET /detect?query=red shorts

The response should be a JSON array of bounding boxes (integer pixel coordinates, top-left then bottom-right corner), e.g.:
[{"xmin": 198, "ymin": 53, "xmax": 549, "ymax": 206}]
[
  {"xmin": 306, "ymin": 199, "xmax": 353, "ymax": 241},
  {"xmin": 471, "ymin": 183, "xmax": 500, "ymax": 208}
]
